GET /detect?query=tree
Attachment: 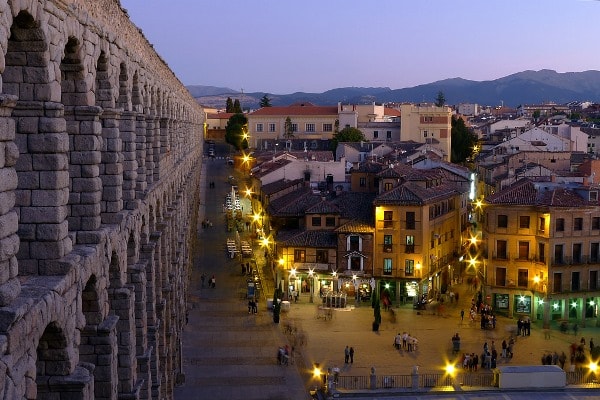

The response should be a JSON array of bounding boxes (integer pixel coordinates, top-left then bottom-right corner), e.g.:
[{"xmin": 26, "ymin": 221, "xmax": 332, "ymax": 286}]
[
  {"xmin": 233, "ymin": 99, "xmax": 242, "ymax": 113},
  {"xmin": 225, "ymin": 97, "xmax": 234, "ymax": 113},
  {"xmin": 259, "ymin": 94, "xmax": 272, "ymax": 108},
  {"xmin": 331, "ymin": 126, "xmax": 366, "ymax": 151},
  {"xmin": 435, "ymin": 91, "xmax": 446, "ymax": 107},
  {"xmin": 225, "ymin": 113, "xmax": 248, "ymax": 150},
  {"xmin": 450, "ymin": 116, "xmax": 478, "ymax": 164},
  {"xmin": 284, "ymin": 116, "xmax": 294, "ymax": 139}
]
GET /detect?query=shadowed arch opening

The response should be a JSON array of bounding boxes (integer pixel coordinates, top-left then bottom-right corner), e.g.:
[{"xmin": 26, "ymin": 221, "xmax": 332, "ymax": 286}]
[
  {"xmin": 5, "ymin": 11, "xmax": 63, "ymax": 276},
  {"xmin": 61, "ymin": 36, "xmax": 101, "ymax": 244},
  {"xmin": 36, "ymin": 321, "xmax": 73, "ymax": 398}
]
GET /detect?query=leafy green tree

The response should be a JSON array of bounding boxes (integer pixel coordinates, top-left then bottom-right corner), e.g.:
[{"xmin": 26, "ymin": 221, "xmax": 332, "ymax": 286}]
[
  {"xmin": 259, "ymin": 94, "xmax": 272, "ymax": 108},
  {"xmin": 284, "ymin": 116, "xmax": 294, "ymax": 139},
  {"xmin": 450, "ymin": 116, "xmax": 478, "ymax": 164},
  {"xmin": 331, "ymin": 126, "xmax": 366, "ymax": 151},
  {"xmin": 225, "ymin": 97, "xmax": 234, "ymax": 112},
  {"xmin": 225, "ymin": 113, "xmax": 248, "ymax": 150},
  {"xmin": 435, "ymin": 91, "xmax": 446, "ymax": 107},
  {"xmin": 233, "ymin": 99, "xmax": 242, "ymax": 114}
]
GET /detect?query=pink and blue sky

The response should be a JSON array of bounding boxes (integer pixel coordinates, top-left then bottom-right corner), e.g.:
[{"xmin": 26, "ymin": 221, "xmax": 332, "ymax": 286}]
[{"xmin": 121, "ymin": 0, "xmax": 599, "ymax": 94}]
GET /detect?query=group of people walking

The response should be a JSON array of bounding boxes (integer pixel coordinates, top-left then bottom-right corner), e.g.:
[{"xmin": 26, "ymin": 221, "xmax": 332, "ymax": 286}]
[
  {"xmin": 393, "ymin": 332, "xmax": 418, "ymax": 352},
  {"xmin": 200, "ymin": 274, "xmax": 216, "ymax": 288}
]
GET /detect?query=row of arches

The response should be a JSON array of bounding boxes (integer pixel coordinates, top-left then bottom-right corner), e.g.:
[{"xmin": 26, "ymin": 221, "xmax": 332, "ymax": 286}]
[{"xmin": 0, "ymin": 2, "xmax": 203, "ymax": 399}]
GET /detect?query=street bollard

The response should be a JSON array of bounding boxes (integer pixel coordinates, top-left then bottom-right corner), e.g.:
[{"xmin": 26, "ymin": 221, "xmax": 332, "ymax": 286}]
[
  {"xmin": 370, "ymin": 366, "xmax": 376, "ymax": 390},
  {"xmin": 411, "ymin": 365, "xmax": 419, "ymax": 390}
]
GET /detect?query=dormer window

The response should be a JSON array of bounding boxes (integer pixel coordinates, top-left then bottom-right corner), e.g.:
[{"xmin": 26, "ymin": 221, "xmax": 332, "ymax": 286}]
[
  {"xmin": 590, "ymin": 191, "xmax": 598, "ymax": 202},
  {"xmin": 347, "ymin": 235, "xmax": 361, "ymax": 251}
]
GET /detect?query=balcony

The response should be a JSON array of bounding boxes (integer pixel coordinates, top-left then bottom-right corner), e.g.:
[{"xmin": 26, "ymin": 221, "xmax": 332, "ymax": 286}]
[
  {"xmin": 383, "ymin": 244, "xmax": 393, "ymax": 253},
  {"xmin": 404, "ymin": 244, "xmax": 415, "ymax": 254},
  {"xmin": 492, "ymin": 252, "xmax": 510, "ymax": 261},
  {"xmin": 552, "ymin": 256, "xmax": 588, "ymax": 266}
]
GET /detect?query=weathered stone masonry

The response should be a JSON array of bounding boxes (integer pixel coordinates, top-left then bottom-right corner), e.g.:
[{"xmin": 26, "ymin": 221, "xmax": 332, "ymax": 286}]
[{"xmin": 0, "ymin": 1, "xmax": 204, "ymax": 399}]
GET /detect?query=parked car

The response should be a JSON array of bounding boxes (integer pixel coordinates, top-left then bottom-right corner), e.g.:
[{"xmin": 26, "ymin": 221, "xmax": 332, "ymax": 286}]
[{"xmin": 226, "ymin": 157, "xmax": 234, "ymax": 165}]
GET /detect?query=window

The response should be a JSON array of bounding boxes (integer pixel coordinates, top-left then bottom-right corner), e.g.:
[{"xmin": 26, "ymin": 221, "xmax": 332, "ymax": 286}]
[
  {"xmin": 323, "ymin": 123, "xmax": 332, "ymax": 132},
  {"xmin": 383, "ymin": 235, "xmax": 393, "ymax": 252},
  {"xmin": 591, "ymin": 270, "xmax": 598, "ymax": 290},
  {"xmin": 519, "ymin": 216, "xmax": 530, "ymax": 229},
  {"xmin": 574, "ymin": 217, "xmax": 583, "ymax": 231},
  {"xmin": 359, "ymin": 177, "xmax": 366, "ymax": 187},
  {"xmin": 497, "ymin": 240, "xmax": 507, "ymax": 259},
  {"xmin": 312, "ymin": 217, "xmax": 321, "ymax": 227},
  {"xmin": 268, "ymin": 123, "xmax": 276, "ymax": 132},
  {"xmin": 406, "ymin": 212, "xmax": 415, "ymax": 229},
  {"xmin": 554, "ymin": 244, "xmax": 564, "ymax": 264},
  {"xmin": 496, "ymin": 267, "xmax": 506, "ymax": 286},
  {"xmin": 294, "ymin": 249, "xmax": 305, "ymax": 263},
  {"xmin": 316, "ymin": 250, "xmax": 328, "ymax": 264},
  {"xmin": 424, "ymin": 116, "xmax": 433, "ymax": 122},
  {"xmin": 556, "ymin": 218, "xmax": 564, "ymax": 232},
  {"xmin": 572, "ymin": 271, "xmax": 580, "ymax": 291},
  {"xmin": 405, "ymin": 235, "xmax": 415, "ymax": 253},
  {"xmin": 325, "ymin": 217, "xmax": 335, "ymax": 227},
  {"xmin": 291, "ymin": 123, "xmax": 298, "ymax": 132},
  {"xmin": 573, "ymin": 243, "xmax": 582, "ymax": 263},
  {"xmin": 553, "ymin": 272, "xmax": 562, "ymax": 292},
  {"xmin": 405, "ymin": 260, "xmax": 414, "ymax": 276},
  {"xmin": 256, "ymin": 123, "xmax": 263, "ymax": 132},
  {"xmin": 517, "ymin": 269, "xmax": 528, "ymax": 287},
  {"xmin": 383, "ymin": 258, "xmax": 392, "ymax": 275},
  {"xmin": 384, "ymin": 182, "xmax": 393, "ymax": 191},
  {"xmin": 518, "ymin": 241, "xmax": 529, "ymax": 260},
  {"xmin": 591, "ymin": 192, "xmax": 598, "ymax": 202},
  {"xmin": 349, "ymin": 235, "xmax": 360, "ymax": 251},
  {"xmin": 350, "ymin": 256, "xmax": 361, "ymax": 271},
  {"xmin": 423, "ymin": 131, "xmax": 428, "ymax": 138},
  {"xmin": 373, "ymin": 130, "xmax": 379, "ymax": 139},
  {"xmin": 592, "ymin": 243, "xmax": 599, "ymax": 263},
  {"xmin": 383, "ymin": 211, "xmax": 393, "ymax": 228},
  {"xmin": 497, "ymin": 215, "xmax": 508, "ymax": 228},
  {"xmin": 305, "ymin": 123, "xmax": 315, "ymax": 132},
  {"xmin": 593, "ymin": 217, "xmax": 600, "ymax": 230},
  {"xmin": 386, "ymin": 131, "xmax": 392, "ymax": 139},
  {"xmin": 538, "ymin": 242, "xmax": 545, "ymax": 263},
  {"xmin": 539, "ymin": 217, "xmax": 545, "ymax": 232}
]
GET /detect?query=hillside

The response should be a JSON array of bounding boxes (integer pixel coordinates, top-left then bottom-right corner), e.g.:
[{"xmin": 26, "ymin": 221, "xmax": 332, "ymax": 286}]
[{"xmin": 189, "ymin": 69, "xmax": 600, "ymax": 109}]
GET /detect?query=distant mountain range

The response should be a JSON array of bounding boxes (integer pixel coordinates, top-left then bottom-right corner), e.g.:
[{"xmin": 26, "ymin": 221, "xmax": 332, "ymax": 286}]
[{"xmin": 187, "ymin": 69, "xmax": 600, "ymax": 110}]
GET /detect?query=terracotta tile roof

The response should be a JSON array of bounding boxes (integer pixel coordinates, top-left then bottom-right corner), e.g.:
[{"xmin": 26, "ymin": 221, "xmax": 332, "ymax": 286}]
[
  {"xmin": 306, "ymin": 200, "xmax": 341, "ymax": 214},
  {"xmin": 250, "ymin": 104, "xmax": 338, "ymax": 116},
  {"xmin": 351, "ymin": 161, "xmax": 385, "ymax": 173},
  {"xmin": 261, "ymin": 178, "xmax": 305, "ymax": 196},
  {"xmin": 374, "ymin": 181, "xmax": 462, "ymax": 206},
  {"xmin": 384, "ymin": 108, "xmax": 401, "ymax": 117},
  {"xmin": 267, "ymin": 188, "xmax": 321, "ymax": 216},
  {"xmin": 331, "ymin": 192, "xmax": 376, "ymax": 223},
  {"xmin": 487, "ymin": 178, "xmax": 596, "ymax": 206},
  {"xmin": 206, "ymin": 112, "xmax": 235, "ymax": 119},
  {"xmin": 251, "ymin": 158, "xmax": 294, "ymax": 178},
  {"xmin": 276, "ymin": 229, "xmax": 338, "ymax": 248},
  {"xmin": 335, "ymin": 220, "xmax": 374, "ymax": 233}
]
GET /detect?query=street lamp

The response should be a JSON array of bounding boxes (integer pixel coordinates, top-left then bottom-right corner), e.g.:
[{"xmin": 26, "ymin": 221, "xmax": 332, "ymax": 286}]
[
  {"xmin": 332, "ymin": 270, "xmax": 338, "ymax": 292},
  {"xmin": 308, "ymin": 269, "xmax": 315, "ymax": 303}
]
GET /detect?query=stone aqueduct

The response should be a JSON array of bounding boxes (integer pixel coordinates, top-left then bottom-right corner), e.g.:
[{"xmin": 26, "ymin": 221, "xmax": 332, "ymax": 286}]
[{"xmin": 0, "ymin": 0, "xmax": 204, "ymax": 399}]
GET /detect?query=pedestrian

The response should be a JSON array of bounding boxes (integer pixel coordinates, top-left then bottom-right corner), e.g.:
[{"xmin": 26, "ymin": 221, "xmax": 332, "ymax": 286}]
[
  {"xmin": 590, "ymin": 338, "xmax": 595, "ymax": 353},
  {"xmin": 460, "ymin": 309, "xmax": 465, "ymax": 322},
  {"xmin": 559, "ymin": 352, "xmax": 567, "ymax": 369},
  {"xmin": 394, "ymin": 333, "xmax": 401, "ymax": 349},
  {"xmin": 241, "ymin": 263, "xmax": 246, "ymax": 275},
  {"xmin": 501, "ymin": 339, "xmax": 507, "ymax": 358},
  {"xmin": 455, "ymin": 292, "xmax": 459, "ymax": 303},
  {"xmin": 349, "ymin": 347, "xmax": 354, "ymax": 363},
  {"xmin": 252, "ymin": 299, "xmax": 258, "ymax": 314},
  {"xmin": 201, "ymin": 273, "xmax": 205, "ymax": 288},
  {"xmin": 344, "ymin": 346, "xmax": 349, "ymax": 364},
  {"xmin": 248, "ymin": 300, "xmax": 252, "ymax": 314},
  {"xmin": 211, "ymin": 275, "xmax": 216, "ymax": 288},
  {"xmin": 573, "ymin": 323, "xmax": 579, "ymax": 336}
]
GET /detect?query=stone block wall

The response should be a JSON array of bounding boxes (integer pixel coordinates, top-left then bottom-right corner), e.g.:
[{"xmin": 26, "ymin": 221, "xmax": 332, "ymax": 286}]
[{"xmin": 0, "ymin": 1, "xmax": 204, "ymax": 398}]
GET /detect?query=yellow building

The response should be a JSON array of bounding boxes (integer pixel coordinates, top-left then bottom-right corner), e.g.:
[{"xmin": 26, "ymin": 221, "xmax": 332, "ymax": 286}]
[
  {"xmin": 483, "ymin": 178, "xmax": 600, "ymax": 327},
  {"xmin": 373, "ymin": 164, "xmax": 469, "ymax": 303},
  {"xmin": 247, "ymin": 103, "xmax": 338, "ymax": 149},
  {"xmin": 400, "ymin": 104, "xmax": 452, "ymax": 161}
]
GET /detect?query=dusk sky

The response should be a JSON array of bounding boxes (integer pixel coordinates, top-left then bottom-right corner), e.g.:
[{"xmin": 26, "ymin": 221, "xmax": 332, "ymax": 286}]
[{"xmin": 121, "ymin": 0, "xmax": 599, "ymax": 94}]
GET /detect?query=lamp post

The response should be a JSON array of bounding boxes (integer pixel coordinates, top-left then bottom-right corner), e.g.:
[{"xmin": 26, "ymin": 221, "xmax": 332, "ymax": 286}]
[{"xmin": 309, "ymin": 269, "xmax": 315, "ymax": 303}]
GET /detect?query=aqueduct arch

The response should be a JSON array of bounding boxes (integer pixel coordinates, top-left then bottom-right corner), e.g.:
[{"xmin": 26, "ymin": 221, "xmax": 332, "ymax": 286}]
[{"xmin": 0, "ymin": 1, "xmax": 203, "ymax": 398}]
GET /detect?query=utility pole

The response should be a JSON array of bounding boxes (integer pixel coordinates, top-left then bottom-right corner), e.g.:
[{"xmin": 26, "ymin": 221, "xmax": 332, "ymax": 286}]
[{"xmin": 240, "ymin": 88, "xmax": 244, "ymax": 112}]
